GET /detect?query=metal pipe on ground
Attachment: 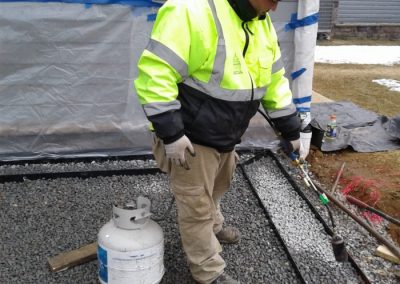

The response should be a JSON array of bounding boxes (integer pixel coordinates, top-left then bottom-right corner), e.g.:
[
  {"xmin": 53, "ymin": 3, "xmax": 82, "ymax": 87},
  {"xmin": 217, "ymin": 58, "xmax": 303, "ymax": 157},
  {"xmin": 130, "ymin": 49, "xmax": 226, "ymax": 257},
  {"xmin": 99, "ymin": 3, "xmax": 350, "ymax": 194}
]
[
  {"xmin": 314, "ymin": 183, "xmax": 400, "ymax": 260},
  {"xmin": 346, "ymin": 195, "xmax": 400, "ymax": 227}
]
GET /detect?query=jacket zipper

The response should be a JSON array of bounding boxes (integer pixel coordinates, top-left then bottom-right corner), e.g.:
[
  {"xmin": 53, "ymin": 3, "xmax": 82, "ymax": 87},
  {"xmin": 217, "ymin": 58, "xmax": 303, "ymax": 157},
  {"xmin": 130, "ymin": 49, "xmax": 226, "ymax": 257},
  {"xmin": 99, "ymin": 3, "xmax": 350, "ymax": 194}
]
[
  {"xmin": 239, "ymin": 21, "xmax": 256, "ymax": 132},
  {"xmin": 241, "ymin": 22, "xmax": 254, "ymax": 101}
]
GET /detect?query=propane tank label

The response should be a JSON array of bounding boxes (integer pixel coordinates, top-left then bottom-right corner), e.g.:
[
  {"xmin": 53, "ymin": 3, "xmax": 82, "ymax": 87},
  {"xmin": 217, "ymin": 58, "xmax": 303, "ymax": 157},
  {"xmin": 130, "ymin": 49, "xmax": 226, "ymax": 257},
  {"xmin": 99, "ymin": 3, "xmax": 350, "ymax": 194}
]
[
  {"xmin": 98, "ymin": 245, "xmax": 108, "ymax": 283},
  {"xmin": 98, "ymin": 242, "xmax": 164, "ymax": 284}
]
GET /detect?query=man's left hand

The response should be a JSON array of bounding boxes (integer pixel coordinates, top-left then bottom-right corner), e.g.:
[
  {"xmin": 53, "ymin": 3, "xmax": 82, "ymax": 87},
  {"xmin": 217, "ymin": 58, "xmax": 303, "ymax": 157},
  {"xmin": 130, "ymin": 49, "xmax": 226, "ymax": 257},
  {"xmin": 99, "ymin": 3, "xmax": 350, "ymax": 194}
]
[{"xmin": 299, "ymin": 111, "xmax": 312, "ymax": 160}]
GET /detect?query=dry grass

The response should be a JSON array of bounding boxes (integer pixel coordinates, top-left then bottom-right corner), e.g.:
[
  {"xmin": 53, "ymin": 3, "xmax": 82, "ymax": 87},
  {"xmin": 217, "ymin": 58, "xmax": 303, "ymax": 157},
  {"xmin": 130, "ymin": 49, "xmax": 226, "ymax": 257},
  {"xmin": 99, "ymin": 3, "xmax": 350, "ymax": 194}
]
[{"xmin": 313, "ymin": 64, "xmax": 400, "ymax": 117}]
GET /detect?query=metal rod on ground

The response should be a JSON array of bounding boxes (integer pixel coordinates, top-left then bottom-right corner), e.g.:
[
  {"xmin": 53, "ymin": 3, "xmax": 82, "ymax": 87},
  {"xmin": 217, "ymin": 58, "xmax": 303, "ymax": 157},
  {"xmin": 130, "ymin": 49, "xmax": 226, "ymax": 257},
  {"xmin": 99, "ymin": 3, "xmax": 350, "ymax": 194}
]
[
  {"xmin": 331, "ymin": 162, "xmax": 345, "ymax": 193},
  {"xmin": 346, "ymin": 195, "xmax": 400, "ymax": 227},
  {"xmin": 314, "ymin": 183, "xmax": 400, "ymax": 260},
  {"xmin": 257, "ymin": 109, "xmax": 349, "ymax": 262}
]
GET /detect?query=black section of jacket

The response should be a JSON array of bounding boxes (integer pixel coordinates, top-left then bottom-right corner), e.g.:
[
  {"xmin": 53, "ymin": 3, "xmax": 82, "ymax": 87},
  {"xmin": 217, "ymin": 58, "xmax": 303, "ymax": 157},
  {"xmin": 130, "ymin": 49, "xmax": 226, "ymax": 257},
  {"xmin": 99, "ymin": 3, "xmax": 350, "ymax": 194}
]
[
  {"xmin": 271, "ymin": 113, "xmax": 301, "ymax": 141},
  {"xmin": 148, "ymin": 82, "xmax": 301, "ymax": 149},
  {"xmin": 148, "ymin": 110, "xmax": 185, "ymax": 144},
  {"xmin": 178, "ymin": 83, "xmax": 260, "ymax": 152}
]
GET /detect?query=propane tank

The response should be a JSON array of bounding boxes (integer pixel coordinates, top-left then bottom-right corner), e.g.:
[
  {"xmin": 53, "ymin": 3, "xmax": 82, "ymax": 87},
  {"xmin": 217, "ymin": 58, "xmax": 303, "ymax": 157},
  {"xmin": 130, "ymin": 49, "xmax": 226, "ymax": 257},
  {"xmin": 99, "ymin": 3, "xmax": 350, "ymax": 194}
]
[{"xmin": 98, "ymin": 196, "xmax": 164, "ymax": 284}]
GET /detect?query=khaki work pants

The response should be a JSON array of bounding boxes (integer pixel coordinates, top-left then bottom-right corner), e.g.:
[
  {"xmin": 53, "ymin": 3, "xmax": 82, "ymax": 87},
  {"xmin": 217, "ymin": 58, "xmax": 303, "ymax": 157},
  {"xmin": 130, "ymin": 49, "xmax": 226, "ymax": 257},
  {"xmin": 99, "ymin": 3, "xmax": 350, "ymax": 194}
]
[{"xmin": 152, "ymin": 136, "xmax": 238, "ymax": 284}]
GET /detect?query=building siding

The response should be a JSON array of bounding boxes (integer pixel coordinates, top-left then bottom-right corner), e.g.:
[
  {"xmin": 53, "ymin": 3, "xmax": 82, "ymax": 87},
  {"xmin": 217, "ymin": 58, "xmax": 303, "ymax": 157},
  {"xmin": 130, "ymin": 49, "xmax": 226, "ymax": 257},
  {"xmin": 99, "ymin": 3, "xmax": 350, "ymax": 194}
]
[
  {"xmin": 319, "ymin": 0, "xmax": 334, "ymax": 32},
  {"xmin": 336, "ymin": 0, "xmax": 400, "ymax": 24}
]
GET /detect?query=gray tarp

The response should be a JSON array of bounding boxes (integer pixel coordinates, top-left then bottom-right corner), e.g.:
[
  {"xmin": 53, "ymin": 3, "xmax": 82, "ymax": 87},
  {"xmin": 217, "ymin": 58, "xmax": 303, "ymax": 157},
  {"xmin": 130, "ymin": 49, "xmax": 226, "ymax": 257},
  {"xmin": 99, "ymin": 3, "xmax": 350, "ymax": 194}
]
[
  {"xmin": 0, "ymin": 2, "xmax": 302, "ymax": 161},
  {"xmin": 311, "ymin": 101, "xmax": 400, "ymax": 152},
  {"xmin": 0, "ymin": 4, "xmax": 157, "ymax": 160}
]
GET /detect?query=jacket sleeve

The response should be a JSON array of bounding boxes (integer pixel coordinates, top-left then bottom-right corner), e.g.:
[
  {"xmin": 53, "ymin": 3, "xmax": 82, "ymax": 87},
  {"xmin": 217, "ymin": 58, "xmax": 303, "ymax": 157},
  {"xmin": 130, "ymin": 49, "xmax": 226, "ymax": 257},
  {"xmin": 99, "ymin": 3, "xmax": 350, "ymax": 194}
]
[
  {"xmin": 261, "ymin": 16, "xmax": 300, "ymax": 141},
  {"xmin": 134, "ymin": 1, "xmax": 192, "ymax": 144}
]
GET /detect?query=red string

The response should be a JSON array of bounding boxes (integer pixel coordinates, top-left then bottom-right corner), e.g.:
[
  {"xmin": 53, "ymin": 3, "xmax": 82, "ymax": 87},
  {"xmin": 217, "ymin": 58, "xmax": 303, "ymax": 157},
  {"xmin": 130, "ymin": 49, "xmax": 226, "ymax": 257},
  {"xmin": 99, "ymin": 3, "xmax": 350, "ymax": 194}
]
[
  {"xmin": 362, "ymin": 211, "xmax": 384, "ymax": 224},
  {"xmin": 340, "ymin": 176, "xmax": 383, "ymax": 224},
  {"xmin": 340, "ymin": 176, "xmax": 381, "ymax": 205}
]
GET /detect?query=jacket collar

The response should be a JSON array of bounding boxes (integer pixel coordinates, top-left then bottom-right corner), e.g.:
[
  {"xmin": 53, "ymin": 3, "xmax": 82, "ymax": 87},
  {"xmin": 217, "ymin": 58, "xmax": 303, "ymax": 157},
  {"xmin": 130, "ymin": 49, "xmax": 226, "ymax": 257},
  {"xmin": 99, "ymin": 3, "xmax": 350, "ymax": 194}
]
[{"xmin": 227, "ymin": 0, "xmax": 266, "ymax": 22}]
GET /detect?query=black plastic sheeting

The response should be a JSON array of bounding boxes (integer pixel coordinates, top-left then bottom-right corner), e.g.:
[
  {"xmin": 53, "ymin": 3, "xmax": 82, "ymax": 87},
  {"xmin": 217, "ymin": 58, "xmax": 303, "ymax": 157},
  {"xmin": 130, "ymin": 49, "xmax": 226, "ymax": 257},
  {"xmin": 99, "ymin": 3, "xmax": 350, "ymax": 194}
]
[{"xmin": 310, "ymin": 101, "xmax": 400, "ymax": 152}]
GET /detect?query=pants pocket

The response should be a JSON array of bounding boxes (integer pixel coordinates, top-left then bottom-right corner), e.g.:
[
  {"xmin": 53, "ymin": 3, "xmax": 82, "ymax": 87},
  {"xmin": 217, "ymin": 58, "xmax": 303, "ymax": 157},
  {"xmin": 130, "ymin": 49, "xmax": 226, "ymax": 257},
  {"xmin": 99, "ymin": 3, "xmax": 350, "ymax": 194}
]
[
  {"xmin": 152, "ymin": 135, "xmax": 171, "ymax": 173},
  {"xmin": 172, "ymin": 184, "xmax": 204, "ymax": 196},
  {"xmin": 173, "ymin": 185, "xmax": 212, "ymax": 221}
]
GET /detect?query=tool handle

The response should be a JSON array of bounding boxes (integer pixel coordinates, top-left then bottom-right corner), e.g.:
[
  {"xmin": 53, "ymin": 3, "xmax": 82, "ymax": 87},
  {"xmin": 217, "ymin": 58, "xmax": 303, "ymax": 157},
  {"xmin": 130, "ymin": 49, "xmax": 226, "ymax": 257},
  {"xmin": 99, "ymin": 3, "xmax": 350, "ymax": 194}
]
[
  {"xmin": 318, "ymin": 185, "xmax": 400, "ymax": 260},
  {"xmin": 331, "ymin": 162, "xmax": 345, "ymax": 193},
  {"xmin": 347, "ymin": 196, "xmax": 400, "ymax": 227},
  {"xmin": 346, "ymin": 195, "xmax": 368, "ymax": 208}
]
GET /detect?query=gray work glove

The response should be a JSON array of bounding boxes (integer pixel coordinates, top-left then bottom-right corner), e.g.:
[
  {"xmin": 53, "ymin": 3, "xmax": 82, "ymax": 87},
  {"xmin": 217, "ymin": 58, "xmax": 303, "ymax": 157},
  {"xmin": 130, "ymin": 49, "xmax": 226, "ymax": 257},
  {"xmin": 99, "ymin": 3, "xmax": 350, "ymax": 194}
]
[
  {"xmin": 164, "ymin": 135, "xmax": 195, "ymax": 170},
  {"xmin": 290, "ymin": 139, "xmax": 301, "ymax": 152},
  {"xmin": 300, "ymin": 131, "xmax": 312, "ymax": 160},
  {"xmin": 299, "ymin": 111, "xmax": 312, "ymax": 161},
  {"xmin": 283, "ymin": 138, "xmax": 313, "ymax": 163}
]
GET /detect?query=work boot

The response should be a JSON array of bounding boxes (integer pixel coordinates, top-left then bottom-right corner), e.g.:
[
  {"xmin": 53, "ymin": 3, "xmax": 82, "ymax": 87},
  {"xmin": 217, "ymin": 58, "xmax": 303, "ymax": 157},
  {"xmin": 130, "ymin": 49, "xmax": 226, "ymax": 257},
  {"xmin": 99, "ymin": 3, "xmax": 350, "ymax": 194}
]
[
  {"xmin": 212, "ymin": 272, "xmax": 240, "ymax": 284},
  {"xmin": 215, "ymin": 226, "xmax": 240, "ymax": 244}
]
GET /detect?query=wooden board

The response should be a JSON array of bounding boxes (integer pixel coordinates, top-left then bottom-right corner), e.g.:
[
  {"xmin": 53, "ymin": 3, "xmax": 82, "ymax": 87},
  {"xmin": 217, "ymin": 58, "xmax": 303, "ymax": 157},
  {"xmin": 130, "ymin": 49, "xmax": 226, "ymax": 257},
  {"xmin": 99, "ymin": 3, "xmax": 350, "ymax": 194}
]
[
  {"xmin": 48, "ymin": 242, "xmax": 98, "ymax": 272},
  {"xmin": 375, "ymin": 245, "xmax": 400, "ymax": 264}
]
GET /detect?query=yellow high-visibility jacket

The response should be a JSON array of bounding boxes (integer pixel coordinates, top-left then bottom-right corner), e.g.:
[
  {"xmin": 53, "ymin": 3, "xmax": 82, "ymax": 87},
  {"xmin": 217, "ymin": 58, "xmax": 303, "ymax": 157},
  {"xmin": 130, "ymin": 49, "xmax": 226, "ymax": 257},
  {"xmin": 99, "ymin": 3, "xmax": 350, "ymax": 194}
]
[{"xmin": 135, "ymin": 0, "xmax": 300, "ymax": 152}]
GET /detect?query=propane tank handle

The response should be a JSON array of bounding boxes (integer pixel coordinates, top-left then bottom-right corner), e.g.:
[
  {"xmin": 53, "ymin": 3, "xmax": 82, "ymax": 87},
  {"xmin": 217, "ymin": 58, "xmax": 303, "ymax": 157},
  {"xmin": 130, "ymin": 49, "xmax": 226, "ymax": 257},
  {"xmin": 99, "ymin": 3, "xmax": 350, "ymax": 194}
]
[{"xmin": 112, "ymin": 196, "xmax": 152, "ymax": 230}]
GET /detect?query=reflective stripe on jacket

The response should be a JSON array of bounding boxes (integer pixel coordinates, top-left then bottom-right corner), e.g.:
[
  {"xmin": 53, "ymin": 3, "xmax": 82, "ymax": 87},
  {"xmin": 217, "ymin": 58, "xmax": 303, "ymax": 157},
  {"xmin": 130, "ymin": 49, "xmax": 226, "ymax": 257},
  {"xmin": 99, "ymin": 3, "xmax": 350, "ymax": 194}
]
[{"xmin": 134, "ymin": 0, "xmax": 300, "ymax": 151}]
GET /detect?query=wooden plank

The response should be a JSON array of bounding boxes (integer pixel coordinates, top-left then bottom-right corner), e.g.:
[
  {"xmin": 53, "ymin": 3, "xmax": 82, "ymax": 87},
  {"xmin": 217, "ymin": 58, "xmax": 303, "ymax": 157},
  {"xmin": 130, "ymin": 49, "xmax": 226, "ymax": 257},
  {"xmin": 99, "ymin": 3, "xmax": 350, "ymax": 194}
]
[
  {"xmin": 375, "ymin": 245, "xmax": 400, "ymax": 264},
  {"xmin": 48, "ymin": 242, "xmax": 98, "ymax": 272}
]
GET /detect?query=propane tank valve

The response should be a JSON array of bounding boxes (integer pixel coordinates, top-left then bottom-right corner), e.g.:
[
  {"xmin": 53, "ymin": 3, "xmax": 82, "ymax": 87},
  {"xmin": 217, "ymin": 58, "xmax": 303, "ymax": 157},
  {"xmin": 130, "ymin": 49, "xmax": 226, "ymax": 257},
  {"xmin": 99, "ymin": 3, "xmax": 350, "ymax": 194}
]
[{"xmin": 112, "ymin": 196, "xmax": 152, "ymax": 229}]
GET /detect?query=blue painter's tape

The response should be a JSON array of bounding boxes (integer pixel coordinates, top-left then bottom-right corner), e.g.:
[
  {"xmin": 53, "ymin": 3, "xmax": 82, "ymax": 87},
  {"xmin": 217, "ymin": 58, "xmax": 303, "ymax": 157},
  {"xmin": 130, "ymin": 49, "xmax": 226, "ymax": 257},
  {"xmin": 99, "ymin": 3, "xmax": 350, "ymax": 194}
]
[
  {"xmin": 285, "ymin": 12, "xmax": 319, "ymax": 31},
  {"xmin": 291, "ymin": 68, "xmax": 306, "ymax": 80},
  {"xmin": 293, "ymin": 96, "xmax": 312, "ymax": 104},
  {"xmin": 296, "ymin": 107, "xmax": 311, "ymax": 112},
  {"xmin": 147, "ymin": 13, "xmax": 157, "ymax": 21},
  {"xmin": 98, "ymin": 246, "xmax": 108, "ymax": 283},
  {"xmin": 0, "ymin": 0, "xmax": 162, "ymax": 7}
]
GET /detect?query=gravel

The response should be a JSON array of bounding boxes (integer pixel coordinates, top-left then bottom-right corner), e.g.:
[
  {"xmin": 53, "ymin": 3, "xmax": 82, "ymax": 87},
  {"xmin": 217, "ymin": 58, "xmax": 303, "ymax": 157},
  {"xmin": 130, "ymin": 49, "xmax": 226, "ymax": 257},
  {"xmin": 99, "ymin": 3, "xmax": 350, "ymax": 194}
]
[
  {"xmin": 0, "ymin": 156, "xmax": 298, "ymax": 284},
  {"xmin": 1, "ymin": 153, "xmax": 398, "ymax": 283},
  {"xmin": 0, "ymin": 158, "xmax": 158, "ymax": 175},
  {"xmin": 243, "ymin": 156, "xmax": 361, "ymax": 284}
]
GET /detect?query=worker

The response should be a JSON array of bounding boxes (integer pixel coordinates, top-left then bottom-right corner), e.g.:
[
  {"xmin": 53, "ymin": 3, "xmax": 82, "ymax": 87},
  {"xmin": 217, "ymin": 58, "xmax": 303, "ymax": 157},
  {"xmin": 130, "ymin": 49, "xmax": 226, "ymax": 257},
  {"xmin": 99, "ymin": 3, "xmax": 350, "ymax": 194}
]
[{"xmin": 135, "ymin": 0, "xmax": 307, "ymax": 283}]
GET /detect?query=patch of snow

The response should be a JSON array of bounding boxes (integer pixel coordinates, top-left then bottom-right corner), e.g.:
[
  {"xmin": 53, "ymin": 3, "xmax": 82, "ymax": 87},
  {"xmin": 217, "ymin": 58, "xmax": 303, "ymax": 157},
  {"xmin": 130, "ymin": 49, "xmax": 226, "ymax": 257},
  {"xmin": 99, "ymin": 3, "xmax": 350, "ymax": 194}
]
[
  {"xmin": 372, "ymin": 79, "xmax": 400, "ymax": 92},
  {"xmin": 315, "ymin": 46, "xmax": 400, "ymax": 65}
]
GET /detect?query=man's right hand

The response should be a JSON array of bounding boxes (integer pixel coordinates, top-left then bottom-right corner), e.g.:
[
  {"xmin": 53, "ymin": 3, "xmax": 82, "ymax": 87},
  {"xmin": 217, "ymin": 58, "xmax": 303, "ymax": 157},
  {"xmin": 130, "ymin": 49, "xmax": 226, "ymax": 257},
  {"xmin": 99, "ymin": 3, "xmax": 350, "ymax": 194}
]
[
  {"xmin": 281, "ymin": 138, "xmax": 300, "ymax": 159},
  {"xmin": 164, "ymin": 135, "xmax": 196, "ymax": 170}
]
